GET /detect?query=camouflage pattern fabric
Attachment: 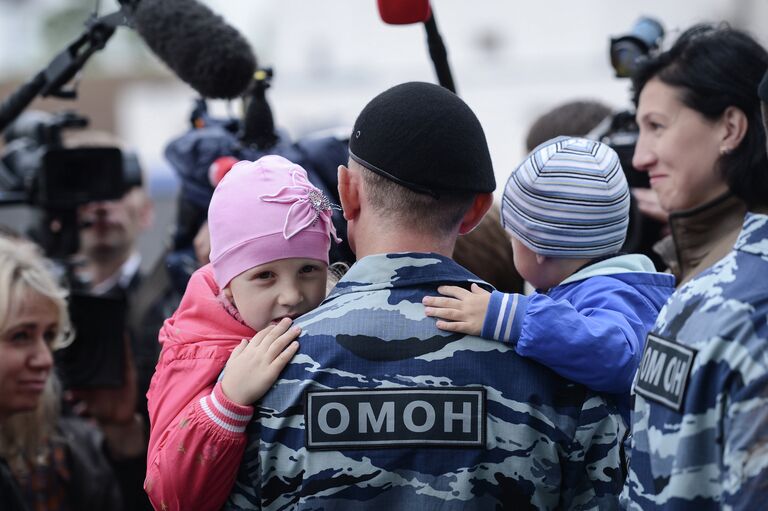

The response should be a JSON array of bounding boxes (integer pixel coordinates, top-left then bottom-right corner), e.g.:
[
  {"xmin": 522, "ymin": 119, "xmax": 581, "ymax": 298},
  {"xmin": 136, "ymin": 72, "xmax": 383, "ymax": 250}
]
[
  {"xmin": 225, "ymin": 252, "xmax": 626, "ymax": 510},
  {"xmin": 622, "ymin": 213, "xmax": 768, "ymax": 510}
]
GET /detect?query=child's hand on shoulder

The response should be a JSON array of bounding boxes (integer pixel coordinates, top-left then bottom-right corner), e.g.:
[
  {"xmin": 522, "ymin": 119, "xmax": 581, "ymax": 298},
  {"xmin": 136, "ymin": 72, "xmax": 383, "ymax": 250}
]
[
  {"xmin": 221, "ymin": 318, "xmax": 301, "ymax": 406},
  {"xmin": 422, "ymin": 283, "xmax": 490, "ymax": 336}
]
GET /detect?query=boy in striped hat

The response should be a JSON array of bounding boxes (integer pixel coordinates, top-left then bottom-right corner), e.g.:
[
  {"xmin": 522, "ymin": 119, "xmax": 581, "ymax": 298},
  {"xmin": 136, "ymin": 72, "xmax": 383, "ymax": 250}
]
[{"xmin": 423, "ymin": 136, "xmax": 674, "ymax": 419}]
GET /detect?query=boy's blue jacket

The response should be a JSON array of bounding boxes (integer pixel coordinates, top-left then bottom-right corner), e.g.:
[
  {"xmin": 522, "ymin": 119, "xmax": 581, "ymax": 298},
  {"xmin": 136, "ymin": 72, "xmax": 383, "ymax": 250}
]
[{"xmin": 482, "ymin": 254, "xmax": 675, "ymax": 395}]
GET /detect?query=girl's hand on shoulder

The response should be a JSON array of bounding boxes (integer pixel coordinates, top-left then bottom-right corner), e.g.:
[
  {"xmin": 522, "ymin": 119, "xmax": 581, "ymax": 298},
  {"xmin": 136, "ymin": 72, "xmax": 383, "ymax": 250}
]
[
  {"xmin": 422, "ymin": 283, "xmax": 490, "ymax": 337},
  {"xmin": 221, "ymin": 318, "xmax": 300, "ymax": 406}
]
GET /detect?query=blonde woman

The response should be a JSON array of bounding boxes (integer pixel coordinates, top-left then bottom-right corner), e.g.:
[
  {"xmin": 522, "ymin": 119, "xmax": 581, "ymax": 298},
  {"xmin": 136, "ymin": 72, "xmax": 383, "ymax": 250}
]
[{"xmin": 0, "ymin": 237, "xmax": 121, "ymax": 511}]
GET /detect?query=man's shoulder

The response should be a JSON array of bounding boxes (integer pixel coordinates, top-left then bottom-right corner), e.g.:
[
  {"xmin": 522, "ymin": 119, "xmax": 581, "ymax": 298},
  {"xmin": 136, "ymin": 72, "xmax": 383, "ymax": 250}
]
[
  {"xmin": 657, "ymin": 244, "xmax": 768, "ymax": 346},
  {"xmin": 288, "ymin": 306, "xmax": 601, "ymax": 417},
  {"xmin": 250, "ymin": 273, "xmax": 624, "ymax": 510},
  {"xmin": 250, "ymin": 327, "xmax": 621, "ymax": 510},
  {"xmin": 285, "ymin": 255, "xmax": 619, "ymax": 440}
]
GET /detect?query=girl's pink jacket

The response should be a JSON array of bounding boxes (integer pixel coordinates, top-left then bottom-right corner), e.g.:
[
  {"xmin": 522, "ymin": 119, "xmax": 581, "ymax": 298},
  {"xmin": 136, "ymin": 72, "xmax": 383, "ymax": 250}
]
[{"xmin": 145, "ymin": 264, "xmax": 256, "ymax": 511}]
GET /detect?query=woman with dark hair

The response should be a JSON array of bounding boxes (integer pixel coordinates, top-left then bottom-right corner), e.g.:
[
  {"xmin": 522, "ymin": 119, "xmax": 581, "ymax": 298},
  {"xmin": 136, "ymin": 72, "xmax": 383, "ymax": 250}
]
[
  {"xmin": 630, "ymin": 23, "xmax": 768, "ymax": 286},
  {"xmin": 623, "ymin": 24, "xmax": 768, "ymax": 509}
]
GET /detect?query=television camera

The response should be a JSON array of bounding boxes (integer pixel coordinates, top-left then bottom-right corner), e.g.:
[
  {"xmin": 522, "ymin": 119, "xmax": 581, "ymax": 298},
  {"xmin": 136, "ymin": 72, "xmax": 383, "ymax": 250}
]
[{"xmin": 591, "ymin": 17, "xmax": 667, "ymax": 265}]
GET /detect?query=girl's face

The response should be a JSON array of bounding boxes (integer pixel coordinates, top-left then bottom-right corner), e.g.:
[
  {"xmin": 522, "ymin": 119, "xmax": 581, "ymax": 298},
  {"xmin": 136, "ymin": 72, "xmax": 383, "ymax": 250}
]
[
  {"xmin": 0, "ymin": 292, "xmax": 57, "ymax": 420},
  {"xmin": 226, "ymin": 258, "xmax": 328, "ymax": 331},
  {"xmin": 632, "ymin": 78, "xmax": 730, "ymax": 213}
]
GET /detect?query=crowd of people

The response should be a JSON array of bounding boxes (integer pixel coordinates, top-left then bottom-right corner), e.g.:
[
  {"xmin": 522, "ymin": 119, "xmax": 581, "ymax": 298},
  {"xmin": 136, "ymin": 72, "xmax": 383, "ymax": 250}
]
[{"xmin": 1, "ymin": 21, "xmax": 767, "ymax": 511}]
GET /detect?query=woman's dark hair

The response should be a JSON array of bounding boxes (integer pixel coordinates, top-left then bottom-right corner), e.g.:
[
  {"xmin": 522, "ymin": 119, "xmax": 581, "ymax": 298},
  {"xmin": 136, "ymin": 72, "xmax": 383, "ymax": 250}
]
[{"xmin": 632, "ymin": 23, "xmax": 768, "ymax": 208}]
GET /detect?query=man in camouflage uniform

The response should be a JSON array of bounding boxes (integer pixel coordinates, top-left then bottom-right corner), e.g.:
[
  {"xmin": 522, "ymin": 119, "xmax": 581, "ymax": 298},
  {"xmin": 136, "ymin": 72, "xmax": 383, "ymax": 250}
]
[
  {"xmin": 621, "ymin": 75, "xmax": 768, "ymax": 510},
  {"xmin": 225, "ymin": 82, "xmax": 626, "ymax": 510}
]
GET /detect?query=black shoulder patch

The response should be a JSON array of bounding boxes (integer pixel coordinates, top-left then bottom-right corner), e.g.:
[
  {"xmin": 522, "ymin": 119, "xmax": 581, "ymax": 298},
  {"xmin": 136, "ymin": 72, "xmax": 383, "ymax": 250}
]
[
  {"xmin": 305, "ymin": 388, "xmax": 486, "ymax": 450},
  {"xmin": 634, "ymin": 333, "xmax": 697, "ymax": 412}
]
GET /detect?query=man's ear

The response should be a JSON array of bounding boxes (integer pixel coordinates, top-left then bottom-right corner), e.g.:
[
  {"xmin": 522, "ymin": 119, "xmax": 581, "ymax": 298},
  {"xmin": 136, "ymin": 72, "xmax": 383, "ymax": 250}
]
[
  {"xmin": 337, "ymin": 164, "xmax": 361, "ymax": 222},
  {"xmin": 458, "ymin": 193, "xmax": 493, "ymax": 235}
]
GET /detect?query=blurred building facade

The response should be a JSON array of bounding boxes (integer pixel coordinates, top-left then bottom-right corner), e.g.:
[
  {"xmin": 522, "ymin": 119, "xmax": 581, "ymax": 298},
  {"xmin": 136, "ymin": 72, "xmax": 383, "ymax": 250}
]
[{"xmin": 1, "ymin": 0, "xmax": 766, "ymax": 267}]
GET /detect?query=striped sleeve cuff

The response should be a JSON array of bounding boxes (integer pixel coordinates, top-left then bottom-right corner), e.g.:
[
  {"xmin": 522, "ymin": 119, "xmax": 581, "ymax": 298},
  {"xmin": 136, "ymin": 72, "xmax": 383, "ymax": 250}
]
[
  {"xmin": 198, "ymin": 382, "xmax": 254, "ymax": 434},
  {"xmin": 481, "ymin": 291, "xmax": 528, "ymax": 345}
]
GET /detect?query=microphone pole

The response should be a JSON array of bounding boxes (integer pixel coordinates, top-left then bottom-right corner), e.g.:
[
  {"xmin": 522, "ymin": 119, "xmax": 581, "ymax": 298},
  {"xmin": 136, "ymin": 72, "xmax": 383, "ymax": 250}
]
[
  {"xmin": 0, "ymin": 10, "xmax": 127, "ymax": 132},
  {"xmin": 240, "ymin": 68, "xmax": 278, "ymax": 150},
  {"xmin": 423, "ymin": 9, "xmax": 456, "ymax": 94},
  {"xmin": 376, "ymin": 1, "xmax": 456, "ymax": 94}
]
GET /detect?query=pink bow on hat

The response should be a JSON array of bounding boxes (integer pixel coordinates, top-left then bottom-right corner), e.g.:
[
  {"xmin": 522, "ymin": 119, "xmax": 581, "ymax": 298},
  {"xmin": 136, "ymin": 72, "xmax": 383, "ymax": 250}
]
[{"xmin": 259, "ymin": 166, "xmax": 342, "ymax": 243}]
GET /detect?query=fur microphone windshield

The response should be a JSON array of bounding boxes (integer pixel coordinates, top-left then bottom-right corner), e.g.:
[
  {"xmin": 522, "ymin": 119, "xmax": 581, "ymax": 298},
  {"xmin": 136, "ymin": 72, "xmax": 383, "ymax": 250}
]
[{"xmin": 133, "ymin": 0, "xmax": 256, "ymax": 99}]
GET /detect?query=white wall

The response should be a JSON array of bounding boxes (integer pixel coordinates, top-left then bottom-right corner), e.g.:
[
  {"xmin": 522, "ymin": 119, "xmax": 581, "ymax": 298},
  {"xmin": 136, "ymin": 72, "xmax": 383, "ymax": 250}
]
[
  {"xmin": 110, "ymin": 0, "xmax": 768, "ymax": 200},
  {"xmin": 2, "ymin": 0, "xmax": 766, "ymax": 265}
]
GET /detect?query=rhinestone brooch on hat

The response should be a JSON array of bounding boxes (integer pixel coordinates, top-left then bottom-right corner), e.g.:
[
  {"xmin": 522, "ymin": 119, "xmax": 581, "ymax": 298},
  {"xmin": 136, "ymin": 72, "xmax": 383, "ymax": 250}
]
[
  {"xmin": 260, "ymin": 169, "xmax": 342, "ymax": 243},
  {"xmin": 308, "ymin": 189, "xmax": 333, "ymax": 223}
]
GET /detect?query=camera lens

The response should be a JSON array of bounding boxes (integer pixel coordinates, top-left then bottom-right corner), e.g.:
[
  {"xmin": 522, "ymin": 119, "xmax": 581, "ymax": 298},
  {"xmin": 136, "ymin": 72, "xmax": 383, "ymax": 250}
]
[
  {"xmin": 609, "ymin": 17, "xmax": 664, "ymax": 78},
  {"xmin": 610, "ymin": 40, "xmax": 645, "ymax": 78}
]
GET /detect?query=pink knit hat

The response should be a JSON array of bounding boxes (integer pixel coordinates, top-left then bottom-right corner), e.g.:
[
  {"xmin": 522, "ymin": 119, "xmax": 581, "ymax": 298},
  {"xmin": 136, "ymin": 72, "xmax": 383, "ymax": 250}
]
[{"xmin": 208, "ymin": 155, "xmax": 340, "ymax": 289}]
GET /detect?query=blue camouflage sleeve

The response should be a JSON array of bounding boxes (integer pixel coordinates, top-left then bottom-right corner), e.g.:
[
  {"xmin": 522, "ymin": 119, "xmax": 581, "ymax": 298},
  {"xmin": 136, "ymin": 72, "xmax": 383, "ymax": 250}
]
[
  {"xmin": 224, "ymin": 419, "xmax": 263, "ymax": 510},
  {"xmin": 723, "ymin": 372, "xmax": 768, "ymax": 509},
  {"xmin": 560, "ymin": 393, "xmax": 626, "ymax": 510}
]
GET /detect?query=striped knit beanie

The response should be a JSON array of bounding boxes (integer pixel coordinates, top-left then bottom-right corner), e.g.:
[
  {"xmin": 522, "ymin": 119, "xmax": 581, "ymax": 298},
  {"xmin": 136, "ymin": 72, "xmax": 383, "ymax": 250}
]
[{"xmin": 501, "ymin": 136, "xmax": 630, "ymax": 258}]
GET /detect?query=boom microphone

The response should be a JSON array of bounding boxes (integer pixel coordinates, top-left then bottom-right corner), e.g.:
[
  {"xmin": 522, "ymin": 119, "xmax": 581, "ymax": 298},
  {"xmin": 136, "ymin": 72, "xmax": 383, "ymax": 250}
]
[
  {"xmin": 241, "ymin": 68, "xmax": 278, "ymax": 149},
  {"xmin": 377, "ymin": 0, "xmax": 456, "ymax": 93},
  {"xmin": 128, "ymin": 0, "xmax": 256, "ymax": 99},
  {"xmin": 0, "ymin": 0, "xmax": 255, "ymax": 131}
]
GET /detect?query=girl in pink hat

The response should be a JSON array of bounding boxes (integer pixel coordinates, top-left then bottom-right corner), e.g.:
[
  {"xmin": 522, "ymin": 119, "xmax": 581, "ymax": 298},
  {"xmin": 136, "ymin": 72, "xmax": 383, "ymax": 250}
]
[{"xmin": 145, "ymin": 155, "xmax": 341, "ymax": 511}]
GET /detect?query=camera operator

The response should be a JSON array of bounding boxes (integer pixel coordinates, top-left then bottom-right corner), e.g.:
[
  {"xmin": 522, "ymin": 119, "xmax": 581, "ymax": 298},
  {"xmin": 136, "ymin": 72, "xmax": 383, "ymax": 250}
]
[
  {"xmin": 67, "ymin": 129, "xmax": 162, "ymax": 407},
  {"xmin": 71, "ymin": 133, "xmax": 154, "ymax": 297},
  {"xmin": 61, "ymin": 129, "xmax": 159, "ymax": 511},
  {"xmin": 585, "ymin": 18, "xmax": 672, "ymax": 271}
]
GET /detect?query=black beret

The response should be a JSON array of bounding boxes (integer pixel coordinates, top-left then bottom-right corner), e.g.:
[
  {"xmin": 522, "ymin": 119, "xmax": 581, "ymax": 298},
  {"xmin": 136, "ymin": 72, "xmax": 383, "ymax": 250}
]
[
  {"xmin": 349, "ymin": 82, "xmax": 495, "ymax": 197},
  {"xmin": 760, "ymin": 70, "xmax": 768, "ymax": 103}
]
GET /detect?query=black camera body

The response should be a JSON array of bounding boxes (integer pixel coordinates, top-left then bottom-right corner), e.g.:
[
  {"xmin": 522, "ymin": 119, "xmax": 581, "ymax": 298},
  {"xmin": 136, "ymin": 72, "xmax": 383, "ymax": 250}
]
[
  {"xmin": 0, "ymin": 111, "xmax": 142, "ymax": 258},
  {"xmin": 597, "ymin": 16, "xmax": 664, "ymax": 187},
  {"xmin": 1, "ymin": 111, "xmax": 130, "ymax": 209},
  {"xmin": 590, "ymin": 17, "xmax": 666, "ymax": 268},
  {"xmin": 592, "ymin": 111, "xmax": 649, "ymax": 189}
]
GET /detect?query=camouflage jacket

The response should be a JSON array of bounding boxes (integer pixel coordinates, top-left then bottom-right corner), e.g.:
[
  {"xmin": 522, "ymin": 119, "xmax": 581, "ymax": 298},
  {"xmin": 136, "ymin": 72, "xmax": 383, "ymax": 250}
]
[
  {"xmin": 622, "ymin": 213, "xmax": 768, "ymax": 510},
  {"xmin": 225, "ymin": 253, "xmax": 626, "ymax": 511}
]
